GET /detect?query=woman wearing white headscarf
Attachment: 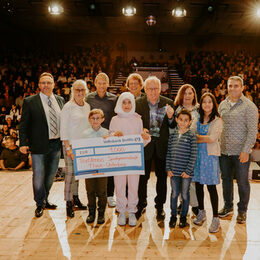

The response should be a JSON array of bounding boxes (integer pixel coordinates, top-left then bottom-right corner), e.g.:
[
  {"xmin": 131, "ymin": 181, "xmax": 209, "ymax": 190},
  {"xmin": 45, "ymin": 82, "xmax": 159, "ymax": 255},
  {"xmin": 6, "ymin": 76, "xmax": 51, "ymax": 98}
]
[{"xmin": 109, "ymin": 92, "xmax": 150, "ymax": 226}]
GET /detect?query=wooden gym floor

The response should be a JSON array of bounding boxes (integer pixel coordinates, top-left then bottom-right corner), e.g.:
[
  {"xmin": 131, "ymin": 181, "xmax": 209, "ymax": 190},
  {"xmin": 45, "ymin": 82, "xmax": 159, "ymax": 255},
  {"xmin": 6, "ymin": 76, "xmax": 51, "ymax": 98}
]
[{"xmin": 0, "ymin": 170, "xmax": 260, "ymax": 260}]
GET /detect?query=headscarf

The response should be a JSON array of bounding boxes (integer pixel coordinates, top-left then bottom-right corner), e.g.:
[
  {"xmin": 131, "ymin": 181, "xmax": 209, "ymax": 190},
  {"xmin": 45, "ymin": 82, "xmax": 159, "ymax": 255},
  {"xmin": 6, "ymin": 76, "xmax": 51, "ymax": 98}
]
[{"xmin": 114, "ymin": 92, "xmax": 135, "ymax": 117}]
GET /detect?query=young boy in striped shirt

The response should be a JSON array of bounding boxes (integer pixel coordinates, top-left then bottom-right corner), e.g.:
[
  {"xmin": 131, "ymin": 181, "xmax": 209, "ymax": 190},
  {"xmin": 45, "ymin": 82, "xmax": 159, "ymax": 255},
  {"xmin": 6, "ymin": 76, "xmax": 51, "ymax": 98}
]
[{"xmin": 166, "ymin": 109, "xmax": 197, "ymax": 228}]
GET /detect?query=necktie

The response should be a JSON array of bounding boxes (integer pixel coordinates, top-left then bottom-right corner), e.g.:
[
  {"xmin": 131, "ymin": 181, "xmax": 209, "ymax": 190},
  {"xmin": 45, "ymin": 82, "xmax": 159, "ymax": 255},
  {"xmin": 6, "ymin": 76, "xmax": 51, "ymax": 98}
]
[{"xmin": 48, "ymin": 98, "xmax": 58, "ymax": 137}]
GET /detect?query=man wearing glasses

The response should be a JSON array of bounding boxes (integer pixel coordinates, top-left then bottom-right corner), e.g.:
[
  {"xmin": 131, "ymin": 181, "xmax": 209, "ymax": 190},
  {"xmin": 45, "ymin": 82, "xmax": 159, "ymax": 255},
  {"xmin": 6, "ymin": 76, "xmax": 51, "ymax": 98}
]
[{"xmin": 19, "ymin": 72, "xmax": 65, "ymax": 218}]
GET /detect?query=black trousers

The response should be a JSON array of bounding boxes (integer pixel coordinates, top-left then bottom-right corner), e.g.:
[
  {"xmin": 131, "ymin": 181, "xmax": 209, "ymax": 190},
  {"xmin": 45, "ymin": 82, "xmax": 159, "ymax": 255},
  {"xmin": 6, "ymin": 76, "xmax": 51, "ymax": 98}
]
[
  {"xmin": 195, "ymin": 182, "xmax": 219, "ymax": 217},
  {"xmin": 137, "ymin": 151, "xmax": 167, "ymax": 211},
  {"xmin": 107, "ymin": 176, "xmax": 114, "ymax": 197}
]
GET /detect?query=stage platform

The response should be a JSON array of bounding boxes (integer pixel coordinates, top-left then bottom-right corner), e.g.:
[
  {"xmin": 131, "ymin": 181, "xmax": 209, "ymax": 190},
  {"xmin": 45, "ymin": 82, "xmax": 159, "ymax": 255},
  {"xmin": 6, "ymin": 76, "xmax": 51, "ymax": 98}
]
[{"xmin": 0, "ymin": 169, "xmax": 260, "ymax": 260}]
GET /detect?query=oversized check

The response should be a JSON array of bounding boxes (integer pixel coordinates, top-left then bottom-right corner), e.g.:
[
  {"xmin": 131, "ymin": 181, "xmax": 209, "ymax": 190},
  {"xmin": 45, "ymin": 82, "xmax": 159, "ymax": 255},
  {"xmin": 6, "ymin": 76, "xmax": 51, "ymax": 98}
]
[{"xmin": 71, "ymin": 134, "xmax": 145, "ymax": 179}]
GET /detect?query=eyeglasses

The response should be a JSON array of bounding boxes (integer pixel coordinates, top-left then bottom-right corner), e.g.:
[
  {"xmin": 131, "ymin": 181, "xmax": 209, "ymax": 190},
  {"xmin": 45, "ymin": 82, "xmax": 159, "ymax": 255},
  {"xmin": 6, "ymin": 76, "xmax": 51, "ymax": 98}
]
[
  {"xmin": 74, "ymin": 88, "xmax": 86, "ymax": 93},
  {"xmin": 146, "ymin": 88, "xmax": 160, "ymax": 92},
  {"xmin": 89, "ymin": 117, "xmax": 103, "ymax": 121}
]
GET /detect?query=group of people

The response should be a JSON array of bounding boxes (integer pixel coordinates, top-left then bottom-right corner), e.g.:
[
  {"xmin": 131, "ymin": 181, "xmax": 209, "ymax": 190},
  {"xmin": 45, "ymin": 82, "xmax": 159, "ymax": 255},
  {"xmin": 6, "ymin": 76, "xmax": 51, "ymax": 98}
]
[{"xmin": 18, "ymin": 71, "xmax": 258, "ymax": 234}]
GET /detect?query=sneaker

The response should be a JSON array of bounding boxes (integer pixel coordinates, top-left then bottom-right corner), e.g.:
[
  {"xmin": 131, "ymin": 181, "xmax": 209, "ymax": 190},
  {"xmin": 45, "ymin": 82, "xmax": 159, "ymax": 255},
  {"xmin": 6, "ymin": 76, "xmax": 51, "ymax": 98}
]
[
  {"xmin": 209, "ymin": 217, "xmax": 220, "ymax": 233},
  {"xmin": 107, "ymin": 196, "xmax": 116, "ymax": 207},
  {"xmin": 179, "ymin": 216, "xmax": 187, "ymax": 228},
  {"xmin": 236, "ymin": 212, "xmax": 246, "ymax": 224},
  {"xmin": 128, "ymin": 213, "xmax": 137, "ymax": 226},
  {"xmin": 193, "ymin": 209, "xmax": 206, "ymax": 226},
  {"xmin": 118, "ymin": 213, "xmax": 126, "ymax": 226},
  {"xmin": 169, "ymin": 215, "xmax": 177, "ymax": 228},
  {"xmin": 218, "ymin": 207, "xmax": 233, "ymax": 218}
]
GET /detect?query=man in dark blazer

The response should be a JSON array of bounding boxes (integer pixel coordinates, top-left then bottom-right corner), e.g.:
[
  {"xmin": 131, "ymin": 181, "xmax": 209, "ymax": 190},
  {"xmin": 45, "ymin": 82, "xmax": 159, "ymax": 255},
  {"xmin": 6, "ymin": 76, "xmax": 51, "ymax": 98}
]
[
  {"xmin": 19, "ymin": 72, "xmax": 65, "ymax": 218},
  {"xmin": 136, "ymin": 76, "xmax": 175, "ymax": 221}
]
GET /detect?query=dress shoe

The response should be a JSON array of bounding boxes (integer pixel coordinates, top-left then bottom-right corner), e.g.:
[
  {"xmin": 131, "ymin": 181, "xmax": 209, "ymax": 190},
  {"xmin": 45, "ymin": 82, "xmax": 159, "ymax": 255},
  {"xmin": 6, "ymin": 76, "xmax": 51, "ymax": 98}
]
[
  {"xmin": 156, "ymin": 209, "xmax": 166, "ymax": 221},
  {"xmin": 179, "ymin": 216, "xmax": 188, "ymax": 228},
  {"xmin": 35, "ymin": 206, "xmax": 44, "ymax": 218},
  {"xmin": 73, "ymin": 195, "xmax": 87, "ymax": 210},
  {"xmin": 135, "ymin": 207, "xmax": 146, "ymax": 220},
  {"xmin": 86, "ymin": 210, "xmax": 96, "ymax": 223},
  {"xmin": 66, "ymin": 201, "xmax": 74, "ymax": 218},
  {"xmin": 97, "ymin": 211, "xmax": 105, "ymax": 224},
  {"xmin": 169, "ymin": 215, "xmax": 177, "ymax": 228},
  {"xmin": 45, "ymin": 200, "xmax": 57, "ymax": 209}
]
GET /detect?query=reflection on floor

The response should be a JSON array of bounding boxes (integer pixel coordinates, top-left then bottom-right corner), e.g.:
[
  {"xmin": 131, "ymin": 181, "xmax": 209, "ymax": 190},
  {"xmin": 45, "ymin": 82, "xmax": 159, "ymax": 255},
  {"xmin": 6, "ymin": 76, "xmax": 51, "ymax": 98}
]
[{"xmin": 0, "ymin": 170, "xmax": 260, "ymax": 260}]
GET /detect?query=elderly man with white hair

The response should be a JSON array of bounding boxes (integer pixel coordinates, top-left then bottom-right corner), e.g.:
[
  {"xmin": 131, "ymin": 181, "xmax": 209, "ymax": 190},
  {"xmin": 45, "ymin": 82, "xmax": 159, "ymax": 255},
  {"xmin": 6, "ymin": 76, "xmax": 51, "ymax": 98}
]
[{"xmin": 135, "ymin": 76, "xmax": 175, "ymax": 220}]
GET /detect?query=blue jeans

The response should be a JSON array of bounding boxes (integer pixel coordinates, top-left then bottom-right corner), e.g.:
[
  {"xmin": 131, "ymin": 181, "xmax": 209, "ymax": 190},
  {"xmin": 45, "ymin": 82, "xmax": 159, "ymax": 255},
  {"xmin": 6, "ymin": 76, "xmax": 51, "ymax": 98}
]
[
  {"xmin": 31, "ymin": 140, "xmax": 61, "ymax": 207},
  {"xmin": 219, "ymin": 154, "xmax": 250, "ymax": 213},
  {"xmin": 170, "ymin": 176, "xmax": 192, "ymax": 217}
]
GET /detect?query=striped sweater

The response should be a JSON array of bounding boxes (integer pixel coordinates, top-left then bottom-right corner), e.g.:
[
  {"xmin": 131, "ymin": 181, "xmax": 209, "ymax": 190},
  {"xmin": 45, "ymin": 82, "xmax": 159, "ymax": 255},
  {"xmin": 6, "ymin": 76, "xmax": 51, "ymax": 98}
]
[{"xmin": 166, "ymin": 128, "xmax": 197, "ymax": 177}]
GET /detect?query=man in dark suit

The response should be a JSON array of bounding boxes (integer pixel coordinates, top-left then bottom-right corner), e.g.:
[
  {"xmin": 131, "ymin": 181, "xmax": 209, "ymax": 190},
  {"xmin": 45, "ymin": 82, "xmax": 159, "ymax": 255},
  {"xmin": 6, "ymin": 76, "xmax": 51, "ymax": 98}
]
[
  {"xmin": 136, "ymin": 76, "xmax": 175, "ymax": 221},
  {"xmin": 19, "ymin": 72, "xmax": 65, "ymax": 218}
]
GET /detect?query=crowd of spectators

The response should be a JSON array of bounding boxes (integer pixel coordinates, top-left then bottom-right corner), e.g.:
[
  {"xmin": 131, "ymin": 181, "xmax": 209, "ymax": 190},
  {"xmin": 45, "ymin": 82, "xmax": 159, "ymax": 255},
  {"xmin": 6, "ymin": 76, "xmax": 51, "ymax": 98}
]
[
  {"xmin": 178, "ymin": 51, "xmax": 260, "ymax": 155},
  {"xmin": 0, "ymin": 47, "xmax": 259, "ymax": 170}
]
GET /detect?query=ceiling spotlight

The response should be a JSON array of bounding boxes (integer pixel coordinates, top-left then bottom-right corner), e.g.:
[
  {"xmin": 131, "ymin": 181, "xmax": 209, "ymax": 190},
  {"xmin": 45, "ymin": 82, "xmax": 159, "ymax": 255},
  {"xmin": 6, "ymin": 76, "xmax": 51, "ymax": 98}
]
[
  {"xmin": 207, "ymin": 0, "xmax": 215, "ymax": 13},
  {"xmin": 146, "ymin": 15, "xmax": 156, "ymax": 26},
  {"xmin": 89, "ymin": 3, "xmax": 96, "ymax": 10},
  {"xmin": 208, "ymin": 5, "xmax": 214, "ymax": 12},
  {"xmin": 48, "ymin": 3, "xmax": 64, "ymax": 15},
  {"xmin": 257, "ymin": 8, "xmax": 260, "ymax": 18},
  {"xmin": 122, "ymin": 6, "xmax": 136, "ymax": 16},
  {"xmin": 172, "ymin": 7, "xmax": 187, "ymax": 17}
]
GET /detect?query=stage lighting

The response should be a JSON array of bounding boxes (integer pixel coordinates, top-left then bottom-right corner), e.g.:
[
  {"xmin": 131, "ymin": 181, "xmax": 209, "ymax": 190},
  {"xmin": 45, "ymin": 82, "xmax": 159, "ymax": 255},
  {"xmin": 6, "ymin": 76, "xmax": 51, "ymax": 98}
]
[
  {"xmin": 208, "ymin": 5, "xmax": 214, "ymax": 12},
  {"xmin": 48, "ymin": 3, "xmax": 64, "ymax": 15},
  {"xmin": 146, "ymin": 15, "xmax": 156, "ymax": 26},
  {"xmin": 257, "ymin": 8, "xmax": 260, "ymax": 18},
  {"xmin": 122, "ymin": 6, "xmax": 136, "ymax": 16},
  {"xmin": 207, "ymin": 0, "xmax": 215, "ymax": 13},
  {"xmin": 172, "ymin": 7, "xmax": 186, "ymax": 17}
]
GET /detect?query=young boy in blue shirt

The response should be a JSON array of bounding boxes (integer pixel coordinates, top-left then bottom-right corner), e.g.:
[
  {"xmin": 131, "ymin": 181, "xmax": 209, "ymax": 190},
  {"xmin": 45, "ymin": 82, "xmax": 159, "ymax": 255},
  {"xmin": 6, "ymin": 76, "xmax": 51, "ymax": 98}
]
[{"xmin": 166, "ymin": 109, "xmax": 197, "ymax": 228}]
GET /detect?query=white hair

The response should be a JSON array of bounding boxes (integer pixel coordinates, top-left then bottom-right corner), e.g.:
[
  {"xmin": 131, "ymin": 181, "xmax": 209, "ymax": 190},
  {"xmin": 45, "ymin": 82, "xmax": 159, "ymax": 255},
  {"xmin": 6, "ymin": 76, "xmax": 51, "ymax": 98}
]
[
  {"xmin": 144, "ymin": 76, "xmax": 161, "ymax": 91},
  {"xmin": 70, "ymin": 79, "xmax": 88, "ymax": 100}
]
